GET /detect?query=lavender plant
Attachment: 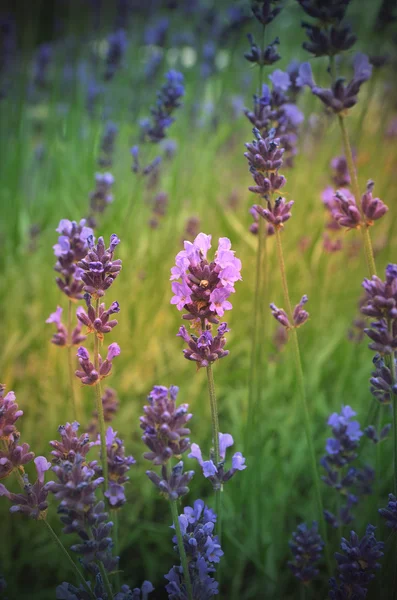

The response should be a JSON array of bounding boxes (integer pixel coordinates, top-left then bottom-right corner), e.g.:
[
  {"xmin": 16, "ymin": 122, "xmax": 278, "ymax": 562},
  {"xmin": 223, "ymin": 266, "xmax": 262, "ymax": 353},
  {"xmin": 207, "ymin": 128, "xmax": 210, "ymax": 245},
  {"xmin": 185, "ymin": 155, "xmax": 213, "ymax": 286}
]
[{"xmin": 288, "ymin": 521, "xmax": 324, "ymax": 584}]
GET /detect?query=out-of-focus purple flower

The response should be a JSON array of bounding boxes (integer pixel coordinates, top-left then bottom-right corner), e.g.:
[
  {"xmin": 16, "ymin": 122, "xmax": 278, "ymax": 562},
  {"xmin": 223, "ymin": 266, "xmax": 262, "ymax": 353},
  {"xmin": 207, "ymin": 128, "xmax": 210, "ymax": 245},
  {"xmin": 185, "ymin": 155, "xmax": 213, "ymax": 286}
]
[
  {"xmin": 166, "ymin": 499, "xmax": 221, "ymax": 598},
  {"xmin": 365, "ymin": 423, "xmax": 391, "ymax": 444},
  {"xmin": 0, "ymin": 385, "xmax": 22, "ymax": 439},
  {"xmin": 47, "ymin": 306, "xmax": 86, "ymax": 346},
  {"xmin": 77, "ymin": 234, "xmax": 122, "ymax": 298},
  {"xmin": 251, "ymin": 0, "xmax": 283, "ymax": 25},
  {"xmin": 379, "ymin": 494, "xmax": 397, "ymax": 530},
  {"xmin": 77, "ymin": 294, "xmax": 119, "ymax": 340},
  {"xmin": 288, "ymin": 522, "xmax": 324, "ymax": 582},
  {"xmin": 104, "ymin": 29, "xmax": 127, "ymax": 81},
  {"xmin": 329, "ymin": 525, "xmax": 384, "ymax": 599},
  {"xmin": 270, "ymin": 295, "xmax": 309, "ymax": 330},
  {"xmin": 32, "ymin": 43, "xmax": 52, "ymax": 89},
  {"xmin": 146, "ymin": 461, "xmax": 194, "ymax": 501},
  {"xmin": 144, "ymin": 17, "xmax": 169, "ymax": 47},
  {"xmin": 140, "ymin": 70, "xmax": 184, "ymax": 143},
  {"xmin": 104, "ymin": 427, "xmax": 135, "ymax": 508},
  {"xmin": 299, "ymin": 54, "xmax": 372, "ymax": 113},
  {"xmin": 54, "ymin": 219, "xmax": 94, "ymax": 300},
  {"xmin": 0, "ymin": 456, "xmax": 50, "ymax": 519},
  {"xmin": 244, "ymin": 34, "xmax": 281, "ymax": 66},
  {"xmin": 177, "ymin": 323, "xmax": 230, "ymax": 368},
  {"xmin": 98, "ymin": 122, "xmax": 118, "ymax": 168},
  {"xmin": 114, "ymin": 581, "xmax": 154, "ymax": 600},
  {"xmin": 141, "ymin": 385, "xmax": 192, "ymax": 465},
  {"xmin": 87, "ymin": 387, "xmax": 119, "ymax": 437},
  {"xmin": 331, "ymin": 155, "xmax": 351, "ymax": 187},
  {"xmin": 88, "ymin": 173, "xmax": 115, "ymax": 225},
  {"xmin": 367, "ymin": 354, "xmax": 396, "ymax": 404},
  {"xmin": 75, "ymin": 343, "xmax": 120, "ymax": 385},
  {"xmin": 189, "ymin": 432, "xmax": 246, "ymax": 491}
]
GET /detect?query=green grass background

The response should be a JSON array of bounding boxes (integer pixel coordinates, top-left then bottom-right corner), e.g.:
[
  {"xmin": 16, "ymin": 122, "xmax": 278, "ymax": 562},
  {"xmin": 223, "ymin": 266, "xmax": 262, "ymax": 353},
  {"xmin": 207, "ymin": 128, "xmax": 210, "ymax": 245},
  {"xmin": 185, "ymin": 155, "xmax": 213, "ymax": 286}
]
[{"xmin": 0, "ymin": 1, "xmax": 396, "ymax": 598}]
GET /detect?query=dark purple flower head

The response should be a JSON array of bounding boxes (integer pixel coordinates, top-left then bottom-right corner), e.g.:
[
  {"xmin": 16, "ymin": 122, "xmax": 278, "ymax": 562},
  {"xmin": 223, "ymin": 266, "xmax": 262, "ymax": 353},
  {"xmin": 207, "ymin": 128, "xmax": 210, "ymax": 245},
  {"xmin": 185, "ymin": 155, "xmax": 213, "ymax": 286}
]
[
  {"xmin": 77, "ymin": 234, "xmax": 122, "ymax": 298},
  {"xmin": 75, "ymin": 343, "xmax": 120, "ymax": 385},
  {"xmin": 104, "ymin": 29, "xmax": 127, "ymax": 81},
  {"xmin": 254, "ymin": 196, "xmax": 294, "ymax": 229},
  {"xmin": 361, "ymin": 264, "xmax": 397, "ymax": 321},
  {"xmin": 140, "ymin": 70, "xmax": 184, "ymax": 143},
  {"xmin": 329, "ymin": 525, "xmax": 384, "ymax": 599},
  {"xmin": 368, "ymin": 354, "xmax": 396, "ymax": 404},
  {"xmin": 141, "ymin": 385, "xmax": 192, "ymax": 465},
  {"xmin": 251, "ymin": 0, "xmax": 283, "ymax": 26},
  {"xmin": 114, "ymin": 581, "xmax": 154, "ymax": 600},
  {"xmin": 47, "ymin": 306, "xmax": 86, "ymax": 347},
  {"xmin": 89, "ymin": 173, "xmax": 115, "ymax": 221},
  {"xmin": 301, "ymin": 21, "xmax": 356, "ymax": 57},
  {"xmin": 0, "ymin": 385, "xmax": 23, "ymax": 439},
  {"xmin": 270, "ymin": 295, "xmax": 309, "ymax": 330},
  {"xmin": 379, "ymin": 493, "xmax": 397, "ymax": 530},
  {"xmin": 361, "ymin": 180, "xmax": 388, "ymax": 224},
  {"xmin": 297, "ymin": 0, "xmax": 350, "ymax": 22},
  {"xmin": 104, "ymin": 427, "xmax": 135, "ymax": 509},
  {"xmin": 170, "ymin": 234, "xmax": 241, "ymax": 324},
  {"xmin": 146, "ymin": 461, "xmax": 194, "ymax": 501},
  {"xmin": 177, "ymin": 323, "xmax": 230, "ymax": 368},
  {"xmin": 299, "ymin": 54, "xmax": 372, "ymax": 114},
  {"xmin": 54, "ymin": 219, "xmax": 94, "ymax": 300},
  {"xmin": 50, "ymin": 421, "xmax": 97, "ymax": 464},
  {"xmin": 244, "ymin": 33, "xmax": 281, "ymax": 66},
  {"xmin": 77, "ymin": 294, "xmax": 119, "ymax": 340},
  {"xmin": 189, "ymin": 433, "xmax": 246, "ymax": 491},
  {"xmin": 0, "ymin": 456, "xmax": 51, "ymax": 519},
  {"xmin": 288, "ymin": 521, "xmax": 324, "ymax": 582},
  {"xmin": 324, "ymin": 406, "xmax": 363, "ymax": 468}
]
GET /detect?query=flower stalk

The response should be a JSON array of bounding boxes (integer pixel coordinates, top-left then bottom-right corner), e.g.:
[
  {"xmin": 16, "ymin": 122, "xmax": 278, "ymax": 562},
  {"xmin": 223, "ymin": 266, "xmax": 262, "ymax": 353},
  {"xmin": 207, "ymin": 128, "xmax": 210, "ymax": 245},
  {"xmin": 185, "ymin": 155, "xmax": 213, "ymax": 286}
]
[
  {"xmin": 206, "ymin": 363, "xmax": 222, "ymax": 540},
  {"xmin": 169, "ymin": 493, "xmax": 193, "ymax": 600},
  {"xmin": 94, "ymin": 297, "xmax": 109, "ymax": 491},
  {"xmin": 67, "ymin": 299, "xmax": 80, "ymax": 422}
]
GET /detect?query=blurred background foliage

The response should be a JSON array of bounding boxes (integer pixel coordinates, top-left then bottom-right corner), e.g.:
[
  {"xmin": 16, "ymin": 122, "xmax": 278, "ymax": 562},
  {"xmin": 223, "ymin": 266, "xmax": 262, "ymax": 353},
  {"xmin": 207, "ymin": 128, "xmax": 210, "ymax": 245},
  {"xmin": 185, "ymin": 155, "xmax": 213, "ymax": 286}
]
[{"xmin": 1, "ymin": 0, "xmax": 397, "ymax": 598}]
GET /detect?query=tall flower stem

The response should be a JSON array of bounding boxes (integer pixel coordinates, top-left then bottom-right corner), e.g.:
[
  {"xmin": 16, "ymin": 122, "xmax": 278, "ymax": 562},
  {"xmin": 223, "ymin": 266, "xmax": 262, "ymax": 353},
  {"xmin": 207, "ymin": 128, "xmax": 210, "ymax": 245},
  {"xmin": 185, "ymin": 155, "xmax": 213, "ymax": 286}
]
[
  {"xmin": 43, "ymin": 519, "xmax": 95, "ymax": 599},
  {"xmin": 169, "ymin": 494, "xmax": 193, "ymax": 600},
  {"xmin": 94, "ymin": 298, "xmax": 108, "ymax": 491},
  {"xmin": 206, "ymin": 363, "xmax": 222, "ymax": 540},
  {"xmin": 274, "ymin": 228, "xmax": 332, "ymax": 573},
  {"xmin": 111, "ymin": 509, "xmax": 121, "ymax": 591},
  {"xmin": 67, "ymin": 299, "xmax": 80, "ymax": 422},
  {"xmin": 337, "ymin": 115, "xmax": 377, "ymax": 278},
  {"xmin": 387, "ymin": 320, "xmax": 397, "ymax": 495},
  {"xmin": 97, "ymin": 559, "xmax": 114, "ymax": 599}
]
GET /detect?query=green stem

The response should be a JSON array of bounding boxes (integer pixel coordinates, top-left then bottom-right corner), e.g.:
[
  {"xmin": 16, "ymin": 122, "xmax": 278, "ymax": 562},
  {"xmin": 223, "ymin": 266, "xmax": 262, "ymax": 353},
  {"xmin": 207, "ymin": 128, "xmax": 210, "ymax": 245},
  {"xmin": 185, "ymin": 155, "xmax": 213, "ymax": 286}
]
[
  {"xmin": 337, "ymin": 114, "xmax": 377, "ymax": 278},
  {"xmin": 169, "ymin": 497, "xmax": 193, "ymax": 600},
  {"xmin": 275, "ymin": 228, "xmax": 332, "ymax": 574},
  {"xmin": 388, "ymin": 328, "xmax": 397, "ymax": 495},
  {"xmin": 111, "ymin": 509, "xmax": 121, "ymax": 591},
  {"xmin": 329, "ymin": 54, "xmax": 337, "ymax": 83},
  {"xmin": 43, "ymin": 520, "xmax": 94, "ymax": 598},
  {"xmin": 94, "ymin": 298, "xmax": 109, "ymax": 491},
  {"xmin": 67, "ymin": 299, "xmax": 80, "ymax": 422},
  {"xmin": 97, "ymin": 560, "xmax": 113, "ymax": 599},
  {"xmin": 206, "ymin": 364, "xmax": 223, "ymax": 540}
]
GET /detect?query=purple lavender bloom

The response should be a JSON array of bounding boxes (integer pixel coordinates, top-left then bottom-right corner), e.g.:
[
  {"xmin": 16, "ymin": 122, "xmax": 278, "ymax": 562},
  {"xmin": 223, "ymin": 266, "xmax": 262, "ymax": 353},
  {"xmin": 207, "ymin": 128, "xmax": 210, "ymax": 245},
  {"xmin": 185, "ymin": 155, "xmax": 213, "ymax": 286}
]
[
  {"xmin": 288, "ymin": 522, "xmax": 324, "ymax": 582},
  {"xmin": 146, "ymin": 461, "xmax": 194, "ymax": 501},
  {"xmin": 189, "ymin": 433, "xmax": 246, "ymax": 491},
  {"xmin": 0, "ymin": 438, "xmax": 35, "ymax": 480},
  {"xmin": 104, "ymin": 427, "xmax": 135, "ymax": 508},
  {"xmin": 368, "ymin": 354, "xmax": 396, "ymax": 404},
  {"xmin": 270, "ymin": 295, "xmax": 309, "ymax": 330},
  {"xmin": 251, "ymin": 0, "xmax": 283, "ymax": 25},
  {"xmin": 170, "ymin": 234, "xmax": 241, "ymax": 325},
  {"xmin": 104, "ymin": 29, "xmax": 127, "ymax": 81},
  {"xmin": 361, "ymin": 180, "xmax": 388, "ymax": 224},
  {"xmin": 77, "ymin": 234, "xmax": 122, "ymax": 298},
  {"xmin": 301, "ymin": 21, "xmax": 356, "ymax": 57},
  {"xmin": 166, "ymin": 499, "xmax": 221, "ymax": 598},
  {"xmin": 244, "ymin": 33, "xmax": 281, "ymax": 66},
  {"xmin": 77, "ymin": 294, "xmax": 119, "ymax": 339},
  {"xmin": 0, "ymin": 456, "xmax": 51, "ymax": 519},
  {"xmin": 98, "ymin": 121, "xmax": 118, "ymax": 167},
  {"xmin": 47, "ymin": 306, "xmax": 86, "ymax": 347},
  {"xmin": 88, "ymin": 173, "xmax": 115, "ymax": 225},
  {"xmin": 361, "ymin": 264, "xmax": 397, "ymax": 321},
  {"xmin": 177, "ymin": 324, "xmax": 229, "ymax": 368},
  {"xmin": 75, "ymin": 343, "xmax": 120, "ymax": 385},
  {"xmin": 32, "ymin": 43, "xmax": 52, "ymax": 89},
  {"xmin": 379, "ymin": 494, "xmax": 397, "ymax": 530},
  {"xmin": 331, "ymin": 155, "xmax": 351, "ymax": 187},
  {"xmin": 140, "ymin": 385, "xmax": 191, "ymax": 465},
  {"xmin": 365, "ymin": 423, "xmax": 391, "ymax": 444},
  {"xmin": 114, "ymin": 581, "xmax": 154, "ymax": 600},
  {"xmin": 329, "ymin": 525, "xmax": 384, "ymax": 599},
  {"xmin": 144, "ymin": 17, "xmax": 169, "ymax": 47},
  {"xmin": 299, "ymin": 54, "xmax": 372, "ymax": 113},
  {"xmin": 54, "ymin": 219, "xmax": 94, "ymax": 300},
  {"xmin": 140, "ymin": 70, "xmax": 184, "ymax": 143},
  {"xmin": 50, "ymin": 421, "xmax": 97, "ymax": 463},
  {"xmin": 0, "ymin": 385, "xmax": 23, "ymax": 439}
]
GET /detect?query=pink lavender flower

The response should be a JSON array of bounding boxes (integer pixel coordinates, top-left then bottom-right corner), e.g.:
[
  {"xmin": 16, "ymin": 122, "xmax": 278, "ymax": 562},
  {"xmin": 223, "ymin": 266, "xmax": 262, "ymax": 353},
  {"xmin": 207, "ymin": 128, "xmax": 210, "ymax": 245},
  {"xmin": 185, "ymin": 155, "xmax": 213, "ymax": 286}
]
[
  {"xmin": 0, "ymin": 385, "xmax": 22, "ymax": 439},
  {"xmin": 270, "ymin": 295, "xmax": 309, "ymax": 330},
  {"xmin": 0, "ymin": 456, "xmax": 51, "ymax": 519},
  {"xmin": 77, "ymin": 294, "xmax": 120, "ymax": 339},
  {"xmin": 75, "ymin": 343, "xmax": 121, "ymax": 385},
  {"xmin": 53, "ymin": 219, "xmax": 94, "ymax": 300},
  {"xmin": 46, "ymin": 306, "xmax": 86, "ymax": 346},
  {"xmin": 170, "ymin": 233, "xmax": 241, "ymax": 324},
  {"xmin": 77, "ymin": 234, "xmax": 122, "ymax": 298},
  {"xmin": 104, "ymin": 427, "xmax": 135, "ymax": 508},
  {"xmin": 189, "ymin": 432, "xmax": 246, "ymax": 490},
  {"xmin": 140, "ymin": 385, "xmax": 191, "ymax": 465}
]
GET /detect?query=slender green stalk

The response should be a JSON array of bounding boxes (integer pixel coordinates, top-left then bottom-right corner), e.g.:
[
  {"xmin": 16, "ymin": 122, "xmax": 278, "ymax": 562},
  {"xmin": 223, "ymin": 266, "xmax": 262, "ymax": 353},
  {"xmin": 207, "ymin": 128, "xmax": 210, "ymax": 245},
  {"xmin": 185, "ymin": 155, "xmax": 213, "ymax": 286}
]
[
  {"xmin": 67, "ymin": 298, "xmax": 80, "ymax": 422},
  {"xmin": 94, "ymin": 298, "xmax": 109, "ymax": 490},
  {"xmin": 97, "ymin": 559, "xmax": 114, "ymax": 599},
  {"xmin": 337, "ymin": 115, "xmax": 377, "ymax": 278},
  {"xmin": 169, "ymin": 496, "xmax": 193, "ymax": 600},
  {"xmin": 275, "ymin": 228, "xmax": 332, "ymax": 573},
  {"xmin": 43, "ymin": 520, "xmax": 94, "ymax": 598},
  {"xmin": 206, "ymin": 363, "xmax": 222, "ymax": 538},
  {"xmin": 111, "ymin": 509, "xmax": 121, "ymax": 591}
]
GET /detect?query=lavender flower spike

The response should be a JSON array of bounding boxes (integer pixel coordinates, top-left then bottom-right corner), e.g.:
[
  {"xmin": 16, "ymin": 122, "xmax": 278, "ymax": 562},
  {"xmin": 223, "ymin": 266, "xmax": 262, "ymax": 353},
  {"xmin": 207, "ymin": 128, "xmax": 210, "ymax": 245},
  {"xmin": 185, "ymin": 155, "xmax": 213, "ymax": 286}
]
[
  {"xmin": 288, "ymin": 522, "xmax": 324, "ymax": 583},
  {"xmin": 146, "ymin": 461, "xmax": 194, "ymax": 500},
  {"xmin": 75, "ymin": 344, "xmax": 120, "ymax": 385},
  {"xmin": 47, "ymin": 306, "xmax": 86, "ymax": 346},
  {"xmin": 0, "ymin": 456, "xmax": 51, "ymax": 519},
  {"xmin": 77, "ymin": 234, "xmax": 122, "ymax": 298},
  {"xmin": 379, "ymin": 494, "xmax": 397, "ymax": 530},
  {"xmin": 104, "ymin": 427, "xmax": 135, "ymax": 508},
  {"xmin": 270, "ymin": 295, "xmax": 309, "ymax": 330},
  {"xmin": 0, "ymin": 385, "xmax": 23, "ymax": 439},
  {"xmin": 177, "ymin": 323, "xmax": 230, "ymax": 368}
]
